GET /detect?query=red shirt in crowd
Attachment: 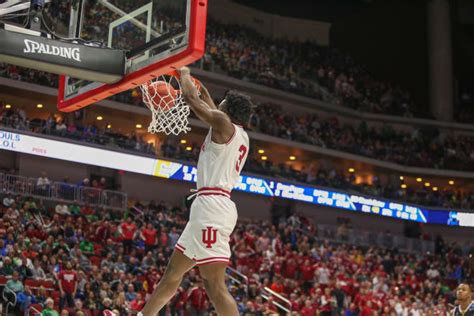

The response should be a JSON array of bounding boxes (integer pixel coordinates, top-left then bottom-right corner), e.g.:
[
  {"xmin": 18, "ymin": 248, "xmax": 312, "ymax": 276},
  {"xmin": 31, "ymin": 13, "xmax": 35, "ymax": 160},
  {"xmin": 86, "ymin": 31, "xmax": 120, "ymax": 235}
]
[
  {"xmin": 300, "ymin": 264, "xmax": 315, "ymax": 281},
  {"xmin": 130, "ymin": 297, "xmax": 145, "ymax": 311},
  {"xmin": 353, "ymin": 292, "xmax": 365, "ymax": 308},
  {"xmin": 145, "ymin": 271, "xmax": 160, "ymax": 294},
  {"xmin": 320, "ymin": 294, "xmax": 333, "ymax": 312},
  {"xmin": 58, "ymin": 269, "xmax": 77, "ymax": 294},
  {"xmin": 272, "ymin": 261, "xmax": 282, "ymax": 275},
  {"xmin": 270, "ymin": 281, "xmax": 284, "ymax": 293},
  {"xmin": 22, "ymin": 249, "xmax": 38, "ymax": 259},
  {"xmin": 172, "ymin": 287, "xmax": 188, "ymax": 311},
  {"xmin": 142, "ymin": 228, "xmax": 157, "ymax": 246},
  {"xmin": 159, "ymin": 231, "xmax": 169, "ymax": 247},
  {"xmin": 120, "ymin": 222, "xmax": 137, "ymax": 241},
  {"xmin": 95, "ymin": 223, "xmax": 111, "ymax": 242},
  {"xmin": 290, "ymin": 300, "xmax": 300, "ymax": 311},
  {"xmin": 283, "ymin": 261, "xmax": 297, "ymax": 279},
  {"xmin": 81, "ymin": 206, "xmax": 94, "ymax": 216},
  {"xmin": 273, "ymin": 238, "xmax": 283, "ymax": 256},
  {"xmin": 244, "ymin": 232, "xmax": 256, "ymax": 249},
  {"xmin": 26, "ymin": 227, "xmax": 47, "ymax": 240},
  {"xmin": 359, "ymin": 305, "xmax": 373, "ymax": 316},
  {"xmin": 405, "ymin": 274, "xmax": 418, "ymax": 291},
  {"xmin": 300, "ymin": 305, "xmax": 316, "ymax": 316},
  {"xmin": 188, "ymin": 286, "xmax": 207, "ymax": 310},
  {"xmin": 284, "ymin": 284, "xmax": 295, "ymax": 296},
  {"xmin": 263, "ymin": 301, "xmax": 278, "ymax": 313}
]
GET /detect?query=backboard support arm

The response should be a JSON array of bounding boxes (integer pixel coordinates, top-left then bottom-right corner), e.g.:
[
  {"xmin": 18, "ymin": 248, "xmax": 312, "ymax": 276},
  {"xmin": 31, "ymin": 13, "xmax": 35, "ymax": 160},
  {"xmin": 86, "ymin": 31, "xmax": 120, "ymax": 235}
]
[{"xmin": 0, "ymin": 0, "xmax": 52, "ymax": 18}]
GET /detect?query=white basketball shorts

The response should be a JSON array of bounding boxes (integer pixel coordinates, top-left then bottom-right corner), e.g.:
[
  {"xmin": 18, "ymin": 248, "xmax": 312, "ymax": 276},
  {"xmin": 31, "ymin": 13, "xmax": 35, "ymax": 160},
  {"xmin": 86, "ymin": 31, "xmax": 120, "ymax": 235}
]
[{"xmin": 175, "ymin": 191, "xmax": 237, "ymax": 266}]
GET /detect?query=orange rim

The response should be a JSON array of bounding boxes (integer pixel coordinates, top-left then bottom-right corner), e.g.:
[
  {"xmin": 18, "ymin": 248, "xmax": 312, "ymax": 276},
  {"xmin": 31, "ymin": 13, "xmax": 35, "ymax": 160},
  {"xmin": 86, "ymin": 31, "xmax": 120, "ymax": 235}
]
[{"xmin": 166, "ymin": 70, "xmax": 202, "ymax": 92}]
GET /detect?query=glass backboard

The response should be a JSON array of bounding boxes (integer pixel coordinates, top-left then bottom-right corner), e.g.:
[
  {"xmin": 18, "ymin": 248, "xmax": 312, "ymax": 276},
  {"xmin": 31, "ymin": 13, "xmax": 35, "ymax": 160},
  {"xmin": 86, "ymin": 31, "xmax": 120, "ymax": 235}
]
[{"xmin": 57, "ymin": 0, "xmax": 207, "ymax": 112}]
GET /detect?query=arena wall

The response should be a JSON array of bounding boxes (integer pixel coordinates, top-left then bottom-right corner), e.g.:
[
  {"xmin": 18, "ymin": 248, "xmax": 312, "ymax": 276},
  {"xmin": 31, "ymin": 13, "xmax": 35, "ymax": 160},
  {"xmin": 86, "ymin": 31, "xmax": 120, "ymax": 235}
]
[
  {"xmin": 18, "ymin": 154, "xmax": 88, "ymax": 183},
  {"xmin": 0, "ymin": 149, "xmax": 16, "ymax": 171},
  {"xmin": 208, "ymin": 0, "xmax": 331, "ymax": 45}
]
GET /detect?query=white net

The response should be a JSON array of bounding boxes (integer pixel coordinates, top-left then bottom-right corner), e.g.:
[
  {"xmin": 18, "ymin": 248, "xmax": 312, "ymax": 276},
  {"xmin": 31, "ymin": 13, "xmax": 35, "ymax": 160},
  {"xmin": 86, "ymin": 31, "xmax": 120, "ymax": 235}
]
[{"xmin": 140, "ymin": 73, "xmax": 199, "ymax": 135}]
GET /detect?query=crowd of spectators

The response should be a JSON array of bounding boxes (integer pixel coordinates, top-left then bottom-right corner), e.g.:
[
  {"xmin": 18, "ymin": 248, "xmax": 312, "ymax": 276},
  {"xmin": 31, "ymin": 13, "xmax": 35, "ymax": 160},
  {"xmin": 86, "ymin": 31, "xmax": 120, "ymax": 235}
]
[
  {"xmin": 0, "ymin": 63, "xmax": 58, "ymax": 88},
  {"xmin": 250, "ymin": 104, "xmax": 474, "ymax": 172},
  {"xmin": 0, "ymin": 190, "xmax": 470, "ymax": 315},
  {"xmin": 2, "ymin": 106, "xmax": 474, "ymax": 211},
  {"xmin": 204, "ymin": 20, "xmax": 418, "ymax": 118},
  {"xmin": 0, "ymin": 107, "xmax": 155, "ymax": 155}
]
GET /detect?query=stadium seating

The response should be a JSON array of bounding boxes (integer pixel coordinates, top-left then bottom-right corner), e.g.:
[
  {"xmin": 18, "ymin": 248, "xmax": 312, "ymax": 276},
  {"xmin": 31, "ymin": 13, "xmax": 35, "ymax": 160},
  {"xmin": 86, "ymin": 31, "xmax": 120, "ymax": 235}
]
[
  {"xmin": 0, "ymin": 15, "xmax": 470, "ymax": 122},
  {"xmin": 0, "ymin": 186, "xmax": 468, "ymax": 314}
]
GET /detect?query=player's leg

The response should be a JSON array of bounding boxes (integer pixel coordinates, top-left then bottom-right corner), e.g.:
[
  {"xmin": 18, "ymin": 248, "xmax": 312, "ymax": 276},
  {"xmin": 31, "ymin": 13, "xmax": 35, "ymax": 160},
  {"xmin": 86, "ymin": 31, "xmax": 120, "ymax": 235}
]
[
  {"xmin": 140, "ymin": 250, "xmax": 195, "ymax": 316},
  {"xmin": 199, "ymin": 262, "xmax": 239, "ymax": 316}
]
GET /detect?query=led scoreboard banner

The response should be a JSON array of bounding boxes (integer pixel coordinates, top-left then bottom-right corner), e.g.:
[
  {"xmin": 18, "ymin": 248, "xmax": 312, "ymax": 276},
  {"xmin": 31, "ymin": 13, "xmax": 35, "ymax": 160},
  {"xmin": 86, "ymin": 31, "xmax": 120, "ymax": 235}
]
[{"xmin": 1, "ymin": 129, "xmax": 473, "ymax": 227}]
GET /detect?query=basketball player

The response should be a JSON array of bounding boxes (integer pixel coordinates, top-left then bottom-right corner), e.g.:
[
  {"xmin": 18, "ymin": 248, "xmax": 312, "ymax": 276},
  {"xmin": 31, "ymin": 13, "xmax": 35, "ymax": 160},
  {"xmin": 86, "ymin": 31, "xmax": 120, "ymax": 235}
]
[
  {"xmin": 452, "ymin": 283, "xmax": 474, "ymax": 316},
  {"xmin": 139, "ymin": 67, "xmax": 253, "ymax": 316}
]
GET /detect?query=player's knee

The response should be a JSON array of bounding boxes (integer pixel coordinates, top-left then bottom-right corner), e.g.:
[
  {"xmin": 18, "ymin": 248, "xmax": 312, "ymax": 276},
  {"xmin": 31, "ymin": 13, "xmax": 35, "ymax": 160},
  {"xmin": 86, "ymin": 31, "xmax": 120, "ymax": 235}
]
[
  {"xmin": 202, "ymin": 276, "xmax": 226, "ymax": 298},
  {"xmin": 203, "ymin": 279, "xmax": 219, "ymax": 297}
]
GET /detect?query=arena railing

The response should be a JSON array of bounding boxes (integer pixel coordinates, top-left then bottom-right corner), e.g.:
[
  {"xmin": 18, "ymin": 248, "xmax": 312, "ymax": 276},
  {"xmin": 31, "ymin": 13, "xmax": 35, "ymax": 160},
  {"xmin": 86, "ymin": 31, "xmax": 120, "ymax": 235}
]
[
  {"xmin": 261, "ymin": 286, "xmax": 292, "ymax": 313},
  {"xmin": 0, "ymin": 172, "xmax": 127, "ymax": 210},
  {"xmin": 3, "ymin": 174, "xmax": 33, "ymax": 196},
  {"xmin": 102, "ymin": 190, "xmax": 128, "ymax": 210},
  {"xmin": 78, "ymin": 186, "xmax": 102, "ymax": 206},
  {"xmin": 51, "ymin": 181, "xmax": 77, "ymax": 201},
  {"xmin": 28, "ymin": 305, "xmax": 42, "ymax": 316},
  {"xmin": 226, "ymin": 266, "xmax": 249, "ymax": 296}
]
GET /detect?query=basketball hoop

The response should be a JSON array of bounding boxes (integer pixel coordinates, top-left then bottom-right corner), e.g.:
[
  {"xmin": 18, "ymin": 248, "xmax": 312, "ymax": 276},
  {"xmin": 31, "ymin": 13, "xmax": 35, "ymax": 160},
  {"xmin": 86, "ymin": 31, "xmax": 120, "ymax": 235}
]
[{"xmin": 140, "ymin": 70, "xmax": 201, "ymax": 136}]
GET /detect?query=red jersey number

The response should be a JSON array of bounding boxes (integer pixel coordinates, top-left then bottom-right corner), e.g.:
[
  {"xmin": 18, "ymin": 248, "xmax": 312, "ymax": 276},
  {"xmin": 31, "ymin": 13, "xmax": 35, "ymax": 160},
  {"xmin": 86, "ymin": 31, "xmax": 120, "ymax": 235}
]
[{"xmin": 236, "ymin": 145, "xmax": 247, "ymax": 172}]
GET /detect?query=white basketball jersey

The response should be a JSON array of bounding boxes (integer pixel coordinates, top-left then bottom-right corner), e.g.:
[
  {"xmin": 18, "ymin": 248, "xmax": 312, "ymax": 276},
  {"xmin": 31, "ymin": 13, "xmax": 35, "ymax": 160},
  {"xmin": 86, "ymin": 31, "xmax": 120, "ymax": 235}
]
[{"xmin": 196, "ymin": 124, "xmax": 249, "ymax": 192}]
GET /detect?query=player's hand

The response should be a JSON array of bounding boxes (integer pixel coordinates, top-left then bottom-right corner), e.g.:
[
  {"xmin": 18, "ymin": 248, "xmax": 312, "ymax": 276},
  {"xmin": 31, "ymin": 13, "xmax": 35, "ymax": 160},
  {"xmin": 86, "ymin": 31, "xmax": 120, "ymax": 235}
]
[{"xmin": 176, "ymin": 66, "xmax": 191, "ymax": 77}]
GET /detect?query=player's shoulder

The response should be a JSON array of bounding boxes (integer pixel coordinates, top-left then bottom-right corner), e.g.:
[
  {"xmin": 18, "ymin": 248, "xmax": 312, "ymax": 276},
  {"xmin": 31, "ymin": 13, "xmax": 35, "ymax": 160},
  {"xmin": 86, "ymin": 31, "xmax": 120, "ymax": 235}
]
[
  {"xmin": 450, "ymin": 305, "xmax": 474, "ymax": 316},
  {"xmin": 450, "ymin": 307, "xmax": 457, "ymax": 316},
  {"xmin": 235, "ymin": 124, "xmax": 249, "ymax": 138}
]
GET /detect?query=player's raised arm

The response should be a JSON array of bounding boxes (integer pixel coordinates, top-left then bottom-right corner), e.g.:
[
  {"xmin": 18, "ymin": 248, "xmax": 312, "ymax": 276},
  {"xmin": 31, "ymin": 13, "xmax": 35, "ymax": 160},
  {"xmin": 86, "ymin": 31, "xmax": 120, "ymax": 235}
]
[
  {"xmin": 177, "ymin": 67, "xmax": 232, "ymax": 133},
  {"xmin": 199, "ymin": 83, "xmax": 218, "ymax": 110}
]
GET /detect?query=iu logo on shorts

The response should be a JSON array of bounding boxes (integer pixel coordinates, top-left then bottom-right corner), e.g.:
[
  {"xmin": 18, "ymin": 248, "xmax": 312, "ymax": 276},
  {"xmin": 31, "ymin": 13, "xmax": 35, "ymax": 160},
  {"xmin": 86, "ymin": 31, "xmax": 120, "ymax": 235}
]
[{"xmin": 202, "ymin": 226, "xmax": 217, "ymax": 248}]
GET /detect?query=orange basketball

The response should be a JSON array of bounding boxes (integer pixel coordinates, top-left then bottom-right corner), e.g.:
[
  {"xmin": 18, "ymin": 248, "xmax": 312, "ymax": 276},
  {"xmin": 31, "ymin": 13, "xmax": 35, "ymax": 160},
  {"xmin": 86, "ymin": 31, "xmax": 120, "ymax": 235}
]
[{"xmin": 147, "ymin": 81, "xmax": 178, "ymax": 111}]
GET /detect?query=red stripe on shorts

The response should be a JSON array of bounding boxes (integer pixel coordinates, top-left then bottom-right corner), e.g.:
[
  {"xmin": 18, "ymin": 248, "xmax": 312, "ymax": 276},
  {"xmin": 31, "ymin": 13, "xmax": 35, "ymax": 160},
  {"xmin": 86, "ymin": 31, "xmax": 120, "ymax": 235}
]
[
  {"xmin": 197, "ymin": 187, "xmax": 231, "ymax": 195},
  {"xmin": 196, "ymin": 259, "xmax": 230, "ymax": 266},
  {"xmin": 197, "ymin": 192, "xmax": 230, "ymax": 198},
  {"xmin": 195, "ymin": 256, "xmax": 230, "ymax": 262},
  {"xmin": 175, "ymin": 244, "xmax": 186, "ymax": 252}
]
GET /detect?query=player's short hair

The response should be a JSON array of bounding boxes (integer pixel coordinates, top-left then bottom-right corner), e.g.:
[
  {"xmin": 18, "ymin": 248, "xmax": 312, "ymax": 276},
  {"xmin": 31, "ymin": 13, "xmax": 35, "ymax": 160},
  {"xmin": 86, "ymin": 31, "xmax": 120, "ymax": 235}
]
[
  {"xmin": 461, "ymin": 282, "xmax": 473, "ymax": 292},
  {"xmin": 459, "ymin": 283, "xmax": 473, "ymax": 292},
  {"xmin": 224, "ymin": 90, "xmax": 254, "ymax": 126}
]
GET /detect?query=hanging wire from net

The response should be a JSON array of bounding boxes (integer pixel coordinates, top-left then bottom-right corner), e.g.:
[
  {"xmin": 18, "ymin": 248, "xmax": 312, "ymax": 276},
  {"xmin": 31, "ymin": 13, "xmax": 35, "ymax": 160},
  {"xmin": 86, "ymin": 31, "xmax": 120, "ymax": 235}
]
[{"xmin": 140, "ymin": 72, "xmax": 201, "ymax": 136}]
